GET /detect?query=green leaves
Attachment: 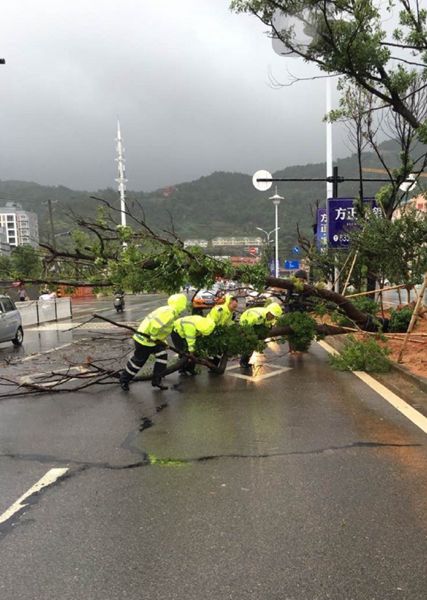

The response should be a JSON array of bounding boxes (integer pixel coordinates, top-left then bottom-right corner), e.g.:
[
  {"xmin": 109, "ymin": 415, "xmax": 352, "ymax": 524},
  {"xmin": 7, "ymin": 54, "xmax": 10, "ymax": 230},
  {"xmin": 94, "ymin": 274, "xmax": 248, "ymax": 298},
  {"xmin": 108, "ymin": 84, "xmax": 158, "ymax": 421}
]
[
  {"xmin": 195, "ymin": 323, "xmax": 267, "ymax": 358},
  {"xmin": 277, "ymin": 311, "xmax": 317, "ymax": 351},
  {"xmin": 6, "ymin": 245, "xmax": 43, "ymax": 280},
  {"xmin": 328, "ymin": 334, "xmax": 391, "ymax": 372},
  {"xmin": 389, "ymin": 306, "xmax": 413, "ymax": 333},
  {"xmin": 349, "ymin": 208, "xmax": 427, "ymax": 287},
  {"xmin": 230, "ymin": 1, "xmax": 424, "ymax": 129}
]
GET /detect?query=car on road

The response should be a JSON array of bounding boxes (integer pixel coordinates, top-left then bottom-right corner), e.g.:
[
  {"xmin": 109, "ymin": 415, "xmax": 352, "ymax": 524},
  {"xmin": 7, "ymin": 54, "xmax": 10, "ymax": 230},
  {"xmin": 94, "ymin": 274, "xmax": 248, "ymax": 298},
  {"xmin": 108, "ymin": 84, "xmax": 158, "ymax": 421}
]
[
  {"xmin": 245, "ymin": 289, "xmax": 274, "ymax": 308},
  {"xmin": 0, "ymin": 295, "xmax": 24, "ymax": 346},
  {"xmin": 191, "ymin": 288, "xmax": 225, "ymax": 314}
]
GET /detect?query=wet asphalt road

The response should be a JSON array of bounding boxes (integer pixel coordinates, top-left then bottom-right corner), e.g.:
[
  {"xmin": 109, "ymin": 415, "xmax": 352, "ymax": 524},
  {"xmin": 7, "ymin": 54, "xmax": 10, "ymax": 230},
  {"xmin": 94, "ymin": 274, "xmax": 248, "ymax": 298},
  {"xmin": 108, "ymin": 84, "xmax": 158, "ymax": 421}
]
[
  {"xmin": 0, "ymin": 297, "xmax": 426, "ymax": 600},
  {"xmin": 0, "ymin": 294, "xmax": 166, "ymax": 358}
]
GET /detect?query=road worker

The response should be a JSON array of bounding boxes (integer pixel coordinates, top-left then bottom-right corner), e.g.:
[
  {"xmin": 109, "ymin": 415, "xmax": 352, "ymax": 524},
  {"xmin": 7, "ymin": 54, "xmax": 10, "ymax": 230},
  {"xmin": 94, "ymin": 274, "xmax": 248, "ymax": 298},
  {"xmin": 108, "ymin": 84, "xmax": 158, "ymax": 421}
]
[
  {"xmin": 239, "ymin": 302, "xmax": 283, "ymax": 369},
  {"xmin": 171, "ymin": 315, "xmax": 216, "ymax": 375},
  {"xmin": 285, "ymin": 269, "xmax": 310, "ymax": 313},
  {"xmin": 207, "ymin": 294, "xmax": 238, "ymax": 368},
  {"xmin": 208, "ymin": 294, "xmax": 238, "ymax": 327},
  {"xmin": 119, "ymin": 293, "xmax": 188, "ymax": 392}
]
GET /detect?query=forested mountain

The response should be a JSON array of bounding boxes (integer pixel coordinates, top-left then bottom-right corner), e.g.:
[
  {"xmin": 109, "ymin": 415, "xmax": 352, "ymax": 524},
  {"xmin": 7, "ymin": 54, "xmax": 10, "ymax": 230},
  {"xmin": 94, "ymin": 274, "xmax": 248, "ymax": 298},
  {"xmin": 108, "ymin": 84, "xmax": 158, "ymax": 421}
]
[{"xmin": 0, "ymin": 140, "xmax": 418, "ymax": 256}]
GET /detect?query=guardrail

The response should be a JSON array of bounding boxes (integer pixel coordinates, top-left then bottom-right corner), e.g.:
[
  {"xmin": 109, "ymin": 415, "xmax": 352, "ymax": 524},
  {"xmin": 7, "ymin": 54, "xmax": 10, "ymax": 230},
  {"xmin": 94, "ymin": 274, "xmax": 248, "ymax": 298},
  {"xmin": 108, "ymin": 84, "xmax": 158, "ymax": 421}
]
[{"xmin": 17, "ymin": 298, "xmax": 72, "ymax": 326}]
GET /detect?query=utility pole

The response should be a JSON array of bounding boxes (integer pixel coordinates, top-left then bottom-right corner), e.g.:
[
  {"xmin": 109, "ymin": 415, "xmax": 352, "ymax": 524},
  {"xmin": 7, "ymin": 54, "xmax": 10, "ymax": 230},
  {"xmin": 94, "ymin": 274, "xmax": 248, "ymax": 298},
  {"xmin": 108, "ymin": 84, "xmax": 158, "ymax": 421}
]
[
  {"xmin": 269, "ymin": 187, "xmax": 284, "ymax": 278},
  {"xmin": 43, "ymin": 199, "xmax": 57, "ymax": 250},
  {"xmin": 115, "ymin": 120, "xmax": 127, "ymax": 228}
]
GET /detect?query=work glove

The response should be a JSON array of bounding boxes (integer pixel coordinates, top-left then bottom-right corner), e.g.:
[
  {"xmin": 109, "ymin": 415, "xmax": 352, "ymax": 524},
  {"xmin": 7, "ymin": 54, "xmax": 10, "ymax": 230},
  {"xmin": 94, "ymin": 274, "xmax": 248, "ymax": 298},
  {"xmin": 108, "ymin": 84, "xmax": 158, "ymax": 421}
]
[{"xmin": 151, "ymin": 338, "xmax": 167, "ymax": 347}]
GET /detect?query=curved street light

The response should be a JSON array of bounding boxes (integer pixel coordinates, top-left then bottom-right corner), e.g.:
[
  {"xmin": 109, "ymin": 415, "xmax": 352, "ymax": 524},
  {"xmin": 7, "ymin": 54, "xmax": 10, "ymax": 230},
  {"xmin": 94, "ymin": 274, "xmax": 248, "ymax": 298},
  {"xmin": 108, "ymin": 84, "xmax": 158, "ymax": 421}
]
[
  {"xmin": 256, "ymin": 226, "xmax": 280, "ymax": 272},
  {"xmin": 256, "ymin": 226, "xmax": 280, "ymax": 244}
]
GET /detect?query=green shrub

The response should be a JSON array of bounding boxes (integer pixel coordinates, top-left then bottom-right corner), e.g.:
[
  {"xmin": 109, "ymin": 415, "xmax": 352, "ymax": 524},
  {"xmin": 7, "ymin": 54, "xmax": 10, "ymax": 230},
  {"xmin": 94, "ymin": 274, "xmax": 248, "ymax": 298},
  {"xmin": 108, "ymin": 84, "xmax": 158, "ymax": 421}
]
[
  {"xmin": 352, "ymin": 297, "xmax": 380, "ymax": 315},
  {"xmin": 329, "ymin": 335, "xmax": 391, "ymax": 373},
  {"xmin": 277, "ymin": 312, "xmax": 317, "ymax": 352},
  {"xmin": 389, "ymin": 307, "xmax": 413, "ymax": 332},
  {"xmin": 195, "ymin": 323, "xmax": 267, "ymax": 358}
]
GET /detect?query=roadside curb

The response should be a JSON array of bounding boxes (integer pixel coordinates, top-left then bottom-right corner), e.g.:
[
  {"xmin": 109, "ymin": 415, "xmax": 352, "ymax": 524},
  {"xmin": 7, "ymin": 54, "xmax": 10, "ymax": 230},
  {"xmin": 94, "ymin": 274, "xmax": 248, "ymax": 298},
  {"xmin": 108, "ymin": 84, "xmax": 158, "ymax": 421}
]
[
  {"xmin": 390, "ymin": 361, "xmax": 427, "ymax": 394},
  {"xmin": 324, "ymin": 334, "xmax": 427, "ymax": 396}
]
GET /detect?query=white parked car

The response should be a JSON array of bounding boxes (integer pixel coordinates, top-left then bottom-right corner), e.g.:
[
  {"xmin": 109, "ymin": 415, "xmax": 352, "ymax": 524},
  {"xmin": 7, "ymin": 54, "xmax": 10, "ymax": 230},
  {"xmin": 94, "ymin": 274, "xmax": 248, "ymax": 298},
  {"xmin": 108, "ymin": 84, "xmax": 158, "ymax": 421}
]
[
  {"xmin": 0, "ymin": 295, "xmax": 24, "ymax": 346},
  {"xmin": 245, "ymin": 288, "xmax": 273, "ymax": 308}
]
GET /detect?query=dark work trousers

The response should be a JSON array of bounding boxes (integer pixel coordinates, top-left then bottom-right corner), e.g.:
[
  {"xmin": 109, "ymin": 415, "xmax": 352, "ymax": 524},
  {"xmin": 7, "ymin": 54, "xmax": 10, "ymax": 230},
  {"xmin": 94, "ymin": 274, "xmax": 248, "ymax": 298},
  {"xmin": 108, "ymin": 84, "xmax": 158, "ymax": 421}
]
[
  {"xmin": 121, "ymin": 341, "xmax": 168, "ymax": 384},
  {"xmin": 171, "ymin": 331, "xmax": 187, "ymax": 354},
  {"xmin": 171, "ymin": 331, "xmax": 196, "ymax": 374}
]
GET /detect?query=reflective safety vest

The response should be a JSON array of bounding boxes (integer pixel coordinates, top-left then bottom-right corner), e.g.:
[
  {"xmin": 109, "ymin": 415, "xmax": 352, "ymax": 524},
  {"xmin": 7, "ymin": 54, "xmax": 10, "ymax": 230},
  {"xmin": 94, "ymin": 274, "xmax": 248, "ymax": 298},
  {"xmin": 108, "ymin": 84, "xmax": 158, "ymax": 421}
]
[
  {"xmin": 208, "ymin": 303, "xmax": 233, "ymax": 327},
  {"xmin": 239, "ymin": 307, "xmax": 267, "ymax": 327},
  {"xmin": 173, "ymin": 315, "xmax": 215, "ymax": 352},
  {"xmin": 133, "ymin": 306, "xmax": 177, "ymax": 347}
]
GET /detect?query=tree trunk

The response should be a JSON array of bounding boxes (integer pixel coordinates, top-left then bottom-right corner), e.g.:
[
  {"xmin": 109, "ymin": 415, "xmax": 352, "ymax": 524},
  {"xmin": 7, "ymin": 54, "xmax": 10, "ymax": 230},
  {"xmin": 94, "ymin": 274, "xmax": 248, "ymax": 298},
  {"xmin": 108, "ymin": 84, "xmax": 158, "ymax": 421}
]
[{"xmin": 265, "ymin": 276, "xmax": 384, "ymax": 331}]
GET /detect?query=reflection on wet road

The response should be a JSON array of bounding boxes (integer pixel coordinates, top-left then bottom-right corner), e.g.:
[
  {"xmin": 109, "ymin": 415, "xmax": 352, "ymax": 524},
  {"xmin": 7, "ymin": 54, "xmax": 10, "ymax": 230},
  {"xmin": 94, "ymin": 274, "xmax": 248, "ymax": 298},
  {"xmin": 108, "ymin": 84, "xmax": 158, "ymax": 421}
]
[{"xmin": 0, "ymin": 294, "xmax": 165, "ymax": 358}]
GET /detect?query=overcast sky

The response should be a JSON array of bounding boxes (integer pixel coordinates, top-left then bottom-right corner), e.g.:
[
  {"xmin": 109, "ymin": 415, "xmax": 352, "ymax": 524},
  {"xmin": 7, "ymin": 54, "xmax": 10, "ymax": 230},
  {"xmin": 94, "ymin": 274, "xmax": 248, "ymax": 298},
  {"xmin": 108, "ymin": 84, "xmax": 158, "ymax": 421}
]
[{"xmin": 0, "ymin": 0, "xmax": 349, "ymax": 192}]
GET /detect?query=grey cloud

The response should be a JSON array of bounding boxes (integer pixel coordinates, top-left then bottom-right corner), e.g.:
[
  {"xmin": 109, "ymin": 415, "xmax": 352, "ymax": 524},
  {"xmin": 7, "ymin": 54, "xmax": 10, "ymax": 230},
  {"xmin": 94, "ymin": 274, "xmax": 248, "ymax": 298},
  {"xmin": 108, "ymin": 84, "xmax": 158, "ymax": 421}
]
[{"xmin": 0, "ymin": 0, "xmax": 348, "ymax": 192}]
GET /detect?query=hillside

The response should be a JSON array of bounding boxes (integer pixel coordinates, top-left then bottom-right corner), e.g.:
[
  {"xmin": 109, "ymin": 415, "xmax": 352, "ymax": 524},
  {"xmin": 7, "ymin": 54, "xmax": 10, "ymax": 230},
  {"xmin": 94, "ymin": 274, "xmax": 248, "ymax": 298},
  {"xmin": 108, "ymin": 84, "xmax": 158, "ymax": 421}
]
[{"xmin": 0, "ymin": 141, "xmax": 418, "ymax": 256}]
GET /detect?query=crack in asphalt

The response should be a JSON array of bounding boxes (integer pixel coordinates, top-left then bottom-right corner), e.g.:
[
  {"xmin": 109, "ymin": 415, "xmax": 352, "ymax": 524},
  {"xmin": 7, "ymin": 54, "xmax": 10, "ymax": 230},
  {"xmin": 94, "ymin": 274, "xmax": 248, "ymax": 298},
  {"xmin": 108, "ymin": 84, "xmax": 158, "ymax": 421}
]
[
  {"xmin": 0, "ymin": 440, "xmax": 421, "ymax": 471},
  {"xmin": 0, "ymin": 451, "xmax": 150, "ymax": 470},
  {"xmin": 0, "ymin": 440, "xmax": 421, "ymax": 539}
]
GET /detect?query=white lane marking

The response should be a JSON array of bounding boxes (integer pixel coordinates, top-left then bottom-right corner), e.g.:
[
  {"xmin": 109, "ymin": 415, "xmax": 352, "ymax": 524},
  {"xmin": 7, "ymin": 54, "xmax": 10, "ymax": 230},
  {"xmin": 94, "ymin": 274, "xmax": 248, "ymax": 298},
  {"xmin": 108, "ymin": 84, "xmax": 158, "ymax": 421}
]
[
  {"xmin": 20, "ymin": 365, "xmax": 92, "ymax": 387},
  {"xmin": 25, "ymin": 299, "xmax": 162, "ymax": 332},
  {"xmin": 0, "ymin": 468, "xmax": 69, "ymax": 525},
  {"xmin": 317, "ymin": 340, "xmax": 427, "ymax": 435},
  {"xmin": 13, "ymin": 300, "xmax": 164, "ymax": 363},
  {"xmin": 71, "ymin": 298, "xmax": 161, "ymax": 317},
  {"xmin": 226, "ymin": 363, "xmax": 292, "ymax": 381},
  {"xmin": 20, "ymin": 341, "xmax": 79, "ymax": 362},
  {"xmin": 25, "ymin": 321, "xmax": 137, "ymax": 332}
]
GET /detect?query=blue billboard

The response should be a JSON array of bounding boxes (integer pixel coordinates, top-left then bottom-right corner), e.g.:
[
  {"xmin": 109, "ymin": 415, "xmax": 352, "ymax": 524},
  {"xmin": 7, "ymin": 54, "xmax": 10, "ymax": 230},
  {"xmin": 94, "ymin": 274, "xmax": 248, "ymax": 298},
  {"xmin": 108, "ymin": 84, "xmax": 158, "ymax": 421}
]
[
  {"xmin": 327, "ymin": 198, "xmax": 380, "ymax": 249},
  {"xmin": 284, "ymin": 260, "xmax": 300, "ymax": 270},
  {"xmin": 316, "ymin": 208, "xmax": 328, "ymax": 252}
]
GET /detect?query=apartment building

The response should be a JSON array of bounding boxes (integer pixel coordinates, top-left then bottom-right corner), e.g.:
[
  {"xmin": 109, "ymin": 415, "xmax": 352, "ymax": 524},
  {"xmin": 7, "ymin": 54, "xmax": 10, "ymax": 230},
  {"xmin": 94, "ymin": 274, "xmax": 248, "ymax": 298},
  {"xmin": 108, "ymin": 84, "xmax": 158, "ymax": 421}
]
[
  {"xmin": 0, "ymin": 202, "xmax": 39, "ymax": 248},
  {"xmin": 0, "ymin": 226, "xmax": 10, "ymax": 255}
]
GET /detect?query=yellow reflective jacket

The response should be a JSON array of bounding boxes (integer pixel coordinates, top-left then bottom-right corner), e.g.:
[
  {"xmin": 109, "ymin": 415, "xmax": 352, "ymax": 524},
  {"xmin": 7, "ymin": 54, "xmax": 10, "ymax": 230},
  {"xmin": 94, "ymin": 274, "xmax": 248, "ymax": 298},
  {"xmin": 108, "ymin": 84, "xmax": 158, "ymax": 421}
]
[
  {"xmin": 239, "ymin": 306, "xmax": 269, "ymax": 327},
  {"xmin": 133, "ymin": 294, "xmax": 187, "ymax": 347},
  {"xmin": 208, "ymin": 294, "xmax": 234, "ymax": 327},
  {"xmin": 173, "ymin": 315, "xmax": 215, "ymax": 352}
]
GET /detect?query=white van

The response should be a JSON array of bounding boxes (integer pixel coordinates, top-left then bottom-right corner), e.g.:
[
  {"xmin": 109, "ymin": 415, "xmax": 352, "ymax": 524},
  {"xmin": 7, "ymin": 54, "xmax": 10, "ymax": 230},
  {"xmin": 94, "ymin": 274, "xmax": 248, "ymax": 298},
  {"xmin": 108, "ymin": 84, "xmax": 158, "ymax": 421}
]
[{"xmin": 0, "ymin": 295, "xmax": 24, "ymax": 346}]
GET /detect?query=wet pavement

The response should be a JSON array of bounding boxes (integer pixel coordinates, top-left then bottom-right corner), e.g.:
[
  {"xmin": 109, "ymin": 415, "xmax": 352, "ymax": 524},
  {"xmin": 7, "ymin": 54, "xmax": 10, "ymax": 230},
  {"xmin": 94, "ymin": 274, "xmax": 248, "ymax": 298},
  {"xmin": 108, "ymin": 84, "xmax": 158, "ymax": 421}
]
[
  {"xmin": 0, "ymin": 293, "xmax": 166, "ymax": 358},
  {"xmin": 0, "ymin": 297, "xmax": 426, "ymax": 599}
]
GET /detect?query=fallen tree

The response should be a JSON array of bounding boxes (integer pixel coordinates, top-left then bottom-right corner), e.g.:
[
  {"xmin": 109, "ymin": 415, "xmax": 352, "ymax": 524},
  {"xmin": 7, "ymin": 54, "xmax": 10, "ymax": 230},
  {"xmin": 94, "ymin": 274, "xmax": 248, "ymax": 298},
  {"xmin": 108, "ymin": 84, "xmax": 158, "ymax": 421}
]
[{"xmin": 0, "ymin": 196, "xmax": 391, "ymax": 335}]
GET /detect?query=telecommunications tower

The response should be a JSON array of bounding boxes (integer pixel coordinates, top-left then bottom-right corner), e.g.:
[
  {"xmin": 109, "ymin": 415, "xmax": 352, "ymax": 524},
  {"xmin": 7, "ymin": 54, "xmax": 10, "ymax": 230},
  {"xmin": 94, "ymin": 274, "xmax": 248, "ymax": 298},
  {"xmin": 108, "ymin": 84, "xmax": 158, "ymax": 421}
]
[{"xmin": 115, "ymin": 120, "xmax": 127, "ymax": 227}]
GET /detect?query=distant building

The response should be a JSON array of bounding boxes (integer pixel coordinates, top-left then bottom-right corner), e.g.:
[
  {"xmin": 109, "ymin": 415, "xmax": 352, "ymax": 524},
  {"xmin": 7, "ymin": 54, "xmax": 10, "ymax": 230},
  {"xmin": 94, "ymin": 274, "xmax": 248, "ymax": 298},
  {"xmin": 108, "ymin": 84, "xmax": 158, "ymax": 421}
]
[
  {"xmin": 229, "ymin": 256, "xmax": 260, "ymax": 265},
  {"xmin": 183, "ymin": 239, "xmax": 209, "ymax": 248},
  {"xmin": 0, "ymin": 226, "xmax": 11, "ymax": 255},
  {"xmin": 0, "ymin": 202, "xmax": 39, "ymax": 248},
  {"xmin": 211, "ymin": 236, "xmax": 263, "ymax": 247}
]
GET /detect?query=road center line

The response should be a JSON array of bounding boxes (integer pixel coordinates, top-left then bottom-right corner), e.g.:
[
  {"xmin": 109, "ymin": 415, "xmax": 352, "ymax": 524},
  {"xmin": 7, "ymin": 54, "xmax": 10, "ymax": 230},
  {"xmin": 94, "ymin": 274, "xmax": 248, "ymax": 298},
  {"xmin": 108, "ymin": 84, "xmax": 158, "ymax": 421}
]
[
  {"xmin": 317, "ymin": 340, "xmax": 427, "ymax": 435},
  {"xmin": 0, "ymin": 468, "xmax": 69, "ymax": 525}
]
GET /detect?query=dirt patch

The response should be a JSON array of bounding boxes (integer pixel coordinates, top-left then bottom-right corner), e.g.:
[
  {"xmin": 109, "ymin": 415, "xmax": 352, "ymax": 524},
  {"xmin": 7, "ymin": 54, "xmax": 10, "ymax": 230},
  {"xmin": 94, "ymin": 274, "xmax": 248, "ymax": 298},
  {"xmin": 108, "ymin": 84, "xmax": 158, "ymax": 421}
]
[
  {"xmin": 319, "ymin": 306, "xmax": 427, "ymax": 380},
  {"xmin": 382, "ymin": 321, "xmax": 427, "ymax": 379}
]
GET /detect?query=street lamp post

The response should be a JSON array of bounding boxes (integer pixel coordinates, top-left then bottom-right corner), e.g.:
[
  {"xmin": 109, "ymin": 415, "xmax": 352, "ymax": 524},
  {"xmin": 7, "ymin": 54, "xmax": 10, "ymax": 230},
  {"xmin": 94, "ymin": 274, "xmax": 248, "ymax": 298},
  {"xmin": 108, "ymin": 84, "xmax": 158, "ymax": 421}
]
[
  {"xmin": 42, "ymin": 199, "xmax": 58, "ymax": 250},
  {"xmin": 256, "ymin": 226, "xmax": 280, "ymax": 269},
  {"xmin": 269, "ymin": 187, "xmax": 284, "ymax": 277},
  {"xmin": 255, "ymin": 226, "xmax": 278, "ymax": 245}
]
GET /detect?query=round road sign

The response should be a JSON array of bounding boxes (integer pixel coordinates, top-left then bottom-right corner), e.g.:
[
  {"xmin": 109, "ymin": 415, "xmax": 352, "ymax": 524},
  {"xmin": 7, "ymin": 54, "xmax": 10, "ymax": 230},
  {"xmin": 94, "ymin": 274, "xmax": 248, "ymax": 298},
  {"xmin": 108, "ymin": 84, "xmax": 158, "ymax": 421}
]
[{"xmin": 252, "ymin": 170, "xmax": 273, "ymax": 192}]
